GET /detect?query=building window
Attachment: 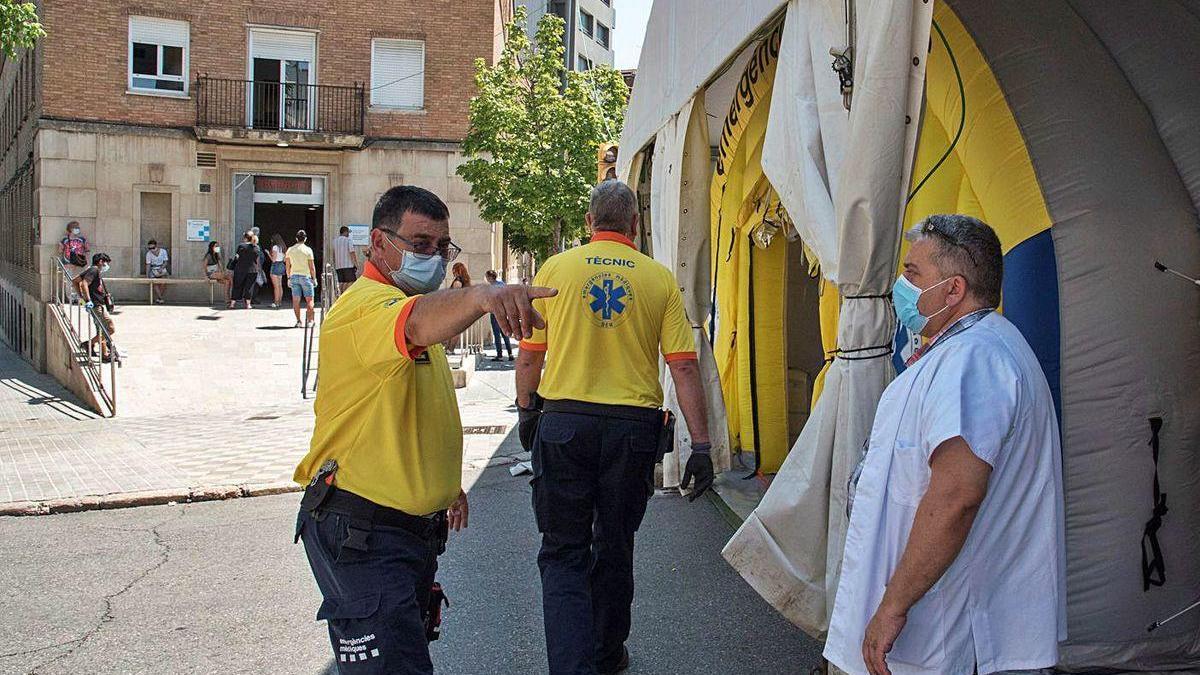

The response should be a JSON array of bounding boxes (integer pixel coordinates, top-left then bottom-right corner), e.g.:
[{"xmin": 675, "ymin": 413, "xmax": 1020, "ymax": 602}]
[
  {"xmin": 579, "ymin": 10, "xmax": 594, "ymax": 37},
  {"xmin": 128, "ymin": 16, "xmax": 189, "ymax": 95},
  {"xmin": 576, "ymin": 54, "xmax": 592, "ymax": 71},
  {"xmin": 371, "ymin": 39, "xmax": 425, "ymax": 109},
  {"xmin": 596, "ymin": 23, "xmax": 610, "ymax": 49}
]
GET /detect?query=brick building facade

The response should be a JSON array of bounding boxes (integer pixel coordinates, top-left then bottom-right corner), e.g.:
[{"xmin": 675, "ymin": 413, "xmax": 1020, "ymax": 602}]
[{"xmin": 0, "ymin": 0, "xmax": 515, "ymax": 369}]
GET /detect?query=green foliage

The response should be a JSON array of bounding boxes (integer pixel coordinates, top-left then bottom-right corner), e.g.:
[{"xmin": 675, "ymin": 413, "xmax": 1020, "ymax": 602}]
[
  {"xmin": 0, "ymin": 1, "xmax": 44, "ymax": 60},
  {"xmin": 457, "ymin": 6, "xmax": 628, "ymax": 260}
]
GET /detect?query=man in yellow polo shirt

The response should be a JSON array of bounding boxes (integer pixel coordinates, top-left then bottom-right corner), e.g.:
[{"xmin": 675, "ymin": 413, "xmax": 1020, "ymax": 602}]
[
  {"xmin": 293, "ymin": 185, "xmax": 556, "ymax": 674},
  {"xmin": 514, "ymin": 180, "xmax": 714, "ymax": 675}
]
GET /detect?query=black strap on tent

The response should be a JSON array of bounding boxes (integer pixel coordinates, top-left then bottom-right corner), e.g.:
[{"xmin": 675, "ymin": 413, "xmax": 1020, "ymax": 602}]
[
  {"xmin": 1141, "ymin": 416, "xmax": 1168, "ymax": 591},
  {"xmin": 745, "ymin": 242, "xmax": 762, "ymax": 480}
]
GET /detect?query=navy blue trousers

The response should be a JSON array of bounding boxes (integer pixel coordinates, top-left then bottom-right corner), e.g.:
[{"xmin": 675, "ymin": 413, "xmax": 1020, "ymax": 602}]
[
  {"xmin": 490, "ymin": 314, "xmax": 512, "ymax": 358},
  {"xmin": 297, "ymin": 508, "xmax": 438, "ymax": 674},
  {"xmin": 532, "ymin": 411, "xmax": 658, "ymax": 675}
]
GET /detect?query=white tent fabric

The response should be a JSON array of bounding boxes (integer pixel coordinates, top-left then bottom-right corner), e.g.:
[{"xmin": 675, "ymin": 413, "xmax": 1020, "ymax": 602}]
[
  {"xmin": 722, "ymin": 0, "xmax": 932, "ymax": 636},
  {"xmin": 618, "ymin": 0, "xmax": 787, "ymax": 178},
  {"xmin": 759, "ymin": 0, "xmax": 849, "ymax": 283},
  {"xmin": 645, "ymin": 97, "xmax": 733, "ymax": 487}
]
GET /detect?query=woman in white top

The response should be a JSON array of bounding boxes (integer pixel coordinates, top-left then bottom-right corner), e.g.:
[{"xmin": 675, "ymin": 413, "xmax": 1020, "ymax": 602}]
[
  {"xmin": 145, "ymin": 239, "xmax": 169, "ymax": 304},
  {"xmin": 269, "ymin": 233, "xmax": 287, "ymax": 309}
]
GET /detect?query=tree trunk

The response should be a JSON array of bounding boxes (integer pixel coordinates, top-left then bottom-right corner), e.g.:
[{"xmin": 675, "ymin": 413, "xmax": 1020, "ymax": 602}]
[{"xmin": 553, "ymin": 217, "xmax": 563, "ymax": 254}]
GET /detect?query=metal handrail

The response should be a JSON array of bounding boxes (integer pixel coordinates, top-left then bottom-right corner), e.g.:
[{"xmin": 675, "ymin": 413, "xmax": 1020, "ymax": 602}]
[
  {"xmin": 49, "ymin": 258, "xmax": 120, "ymax": 415},
  {"xmin": 301, "ymin": 264, "xmax": 342, "ymax": 398}
]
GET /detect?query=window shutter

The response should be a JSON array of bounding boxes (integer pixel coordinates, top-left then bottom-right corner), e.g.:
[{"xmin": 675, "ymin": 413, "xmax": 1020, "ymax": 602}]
[
  {"xmin": 251, "ymin": 30, "xmax": 316, "ymax": 62},
  {"xmin": 129, "ymin": 16, "xmax": 189, "ymax": 48},
  {"xmin": 371, "ymin": 39, "xmax": 424, "ymax": 109}
]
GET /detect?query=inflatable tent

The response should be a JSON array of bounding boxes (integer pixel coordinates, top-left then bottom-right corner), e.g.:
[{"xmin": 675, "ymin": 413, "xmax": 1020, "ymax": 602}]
[{"xmin": 620, "ymin": 0, "xmax": 1200, "ymax": 670}]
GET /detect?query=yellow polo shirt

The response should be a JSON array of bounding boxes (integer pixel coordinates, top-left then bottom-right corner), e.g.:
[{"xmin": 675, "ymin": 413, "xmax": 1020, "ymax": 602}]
[
  {"xmin": 520, "ymin": 231, "xmax": 697, "ymax": 408},
  {"xmin": 293, "ymin": 262, "xmax": 463, "ymax": 515},
  {"xmin": 286, "ymin": 243, "xmax": 315, "ymax": 276}
]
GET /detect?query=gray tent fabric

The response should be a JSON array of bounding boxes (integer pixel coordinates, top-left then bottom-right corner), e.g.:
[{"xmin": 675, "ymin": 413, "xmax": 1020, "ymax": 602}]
[{"xmin": 948, "ymin": 0, "xmax": 1200, "ymax": 669}]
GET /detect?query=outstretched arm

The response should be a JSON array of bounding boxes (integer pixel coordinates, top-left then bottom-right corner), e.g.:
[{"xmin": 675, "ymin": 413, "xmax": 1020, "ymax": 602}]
[{"xmin": 405, "ymin": 284, "xmax": 558, "ymax": 349}]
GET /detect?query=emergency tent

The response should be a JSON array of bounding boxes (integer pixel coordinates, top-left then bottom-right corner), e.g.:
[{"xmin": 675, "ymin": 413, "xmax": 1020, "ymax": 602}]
[{"xmin": 621, "ymin": 0, "xmax": 1200, "ymax": 671}]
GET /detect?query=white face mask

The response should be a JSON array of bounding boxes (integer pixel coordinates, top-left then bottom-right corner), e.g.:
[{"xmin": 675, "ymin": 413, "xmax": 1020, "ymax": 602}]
[
  {"xmin": 71, "ymin": 228, "xmax": 81, "ymax": 236},
  {"xmin": 213, "ymin": 246, "xmax": 221, "ymax": 254}
]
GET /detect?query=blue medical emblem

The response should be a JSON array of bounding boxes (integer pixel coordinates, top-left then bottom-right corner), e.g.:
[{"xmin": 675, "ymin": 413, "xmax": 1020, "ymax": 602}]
[{"xmin": 581, "ymin": 273, "xmax": 634, "ymax": 327}]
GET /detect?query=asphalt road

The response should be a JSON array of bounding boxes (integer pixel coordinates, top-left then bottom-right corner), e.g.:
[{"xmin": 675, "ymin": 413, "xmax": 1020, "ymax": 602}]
[{"xmin": 0, "ymin": 458, "xmax": 823, "ymax": 675}]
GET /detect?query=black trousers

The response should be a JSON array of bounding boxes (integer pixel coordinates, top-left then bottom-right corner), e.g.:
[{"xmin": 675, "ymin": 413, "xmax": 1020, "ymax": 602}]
[
  {"xmin": 297, "ymin": 508, "xmax": 438, "ymax": 674},
  {"xmin": 232, "ymin": 271, "xmax": 257, "ymax": 301},
  {"xmin": 532, "ymin": 411, "xmax": 658, "ymax": 675}
]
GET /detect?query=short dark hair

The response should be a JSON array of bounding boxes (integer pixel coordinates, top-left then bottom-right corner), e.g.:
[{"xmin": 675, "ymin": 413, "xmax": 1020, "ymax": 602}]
[
  {"xmin": 339, "ymin": 225, "xmax": 350, "ymax": 235},
  {"xmin": 907, "ymin": 214, "xmax": 1004, "ymax": 306},
  {"xmin": 92, "ymin": 252, "xmax": 111, "ymax": 265},
  {"xmin": 147, "ymin": 239, "xmax": 157, "ymax": 247},
  {"xmin": 295, "ymin": 230, "xmax": 307, "ymax": 243},
  {"xmin": 589, "ymin": 180, "xmax": 638, "ymax": 233},
  {"xmin": 372, "ymin": 185, "xmax": 449, "ymax": 231},
  {"xmin": 485, "ymin": 270, "xmax": 497, "ymax": 280}
]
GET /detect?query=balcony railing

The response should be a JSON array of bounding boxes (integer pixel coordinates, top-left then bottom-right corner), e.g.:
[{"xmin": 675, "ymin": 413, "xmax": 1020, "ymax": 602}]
[{"xmin": 195, "ymin": 76, "xmax": 365, "ymax": 136}]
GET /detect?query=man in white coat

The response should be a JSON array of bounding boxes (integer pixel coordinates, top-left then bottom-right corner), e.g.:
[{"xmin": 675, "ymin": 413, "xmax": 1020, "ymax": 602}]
[{"xmin": 824, "ymin": 214, "xmax": 1066, "ymax": 675}]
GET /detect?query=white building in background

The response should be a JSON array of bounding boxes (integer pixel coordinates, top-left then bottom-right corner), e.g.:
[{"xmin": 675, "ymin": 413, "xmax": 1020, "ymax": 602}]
[{"xmin": 517, "ymin": 0, "xmax": 615, "ymax": 71}]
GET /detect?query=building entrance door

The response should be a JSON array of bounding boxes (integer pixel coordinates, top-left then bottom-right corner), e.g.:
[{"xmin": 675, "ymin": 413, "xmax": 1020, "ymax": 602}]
[{"xmin": 232, "ymin": 173, "xmax": 326, "ymax": 303}]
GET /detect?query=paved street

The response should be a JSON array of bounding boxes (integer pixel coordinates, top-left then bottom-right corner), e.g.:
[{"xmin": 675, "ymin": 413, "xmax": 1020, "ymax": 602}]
[
  {"xmin": 0, "ymin": 306, "xmax": 517, "ymax": 509},
  {"xmin": 0, "ymin": 461, "xmax": 823, "ymax": 674}
]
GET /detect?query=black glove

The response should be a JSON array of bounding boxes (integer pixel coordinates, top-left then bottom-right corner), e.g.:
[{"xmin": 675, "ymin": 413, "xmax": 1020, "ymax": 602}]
[
  {"xmin": 516, "ymin": 394, "xmax": 543, "ymax": 453},
  {"xmin": 681, "ymin": 442, "xmax": 714, "ymax": 502}
]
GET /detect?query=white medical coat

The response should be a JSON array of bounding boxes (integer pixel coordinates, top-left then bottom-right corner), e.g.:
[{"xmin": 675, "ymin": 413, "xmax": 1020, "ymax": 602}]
[{"xmin": 824, "ymin": 313, "xmax": 1067, "ymax": 675}]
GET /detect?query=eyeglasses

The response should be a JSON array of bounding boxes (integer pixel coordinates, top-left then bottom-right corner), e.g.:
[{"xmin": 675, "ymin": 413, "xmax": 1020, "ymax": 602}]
[
  {"xmin": 920, "ymin": 219, "xmax": 978, "ymax": 268},
  {"xmin": 380, "ymin": 228, "xmax": 462, "ymax": 262}
]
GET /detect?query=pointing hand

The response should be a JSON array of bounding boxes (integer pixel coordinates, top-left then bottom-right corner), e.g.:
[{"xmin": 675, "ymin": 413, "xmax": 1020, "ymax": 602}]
[{"xmin": 483, "ymin": 284, "xmax": 558, "ymax": 340}]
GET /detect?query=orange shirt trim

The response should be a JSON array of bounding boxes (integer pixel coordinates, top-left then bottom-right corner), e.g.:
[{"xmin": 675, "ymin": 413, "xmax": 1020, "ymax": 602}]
[
  {"xmin": 519, "ymin": 340, "xmax": 547, "ymax": 352},
  {"xmin": 664, "ymin": 351, "xmax": 698, "ymax": 363},
  {"xmin": 363, "ymin": 260, "xmax": 425, "ymax": 359},
  {"xmin": 590, "ymin": 231, "xmax": 636, "ymax": 250}
]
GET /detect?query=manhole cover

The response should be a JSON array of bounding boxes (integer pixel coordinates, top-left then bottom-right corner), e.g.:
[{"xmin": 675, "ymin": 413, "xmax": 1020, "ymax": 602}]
[{"xmin": 462, "ymin": 425, "xmax": 507, "ymax": 435}]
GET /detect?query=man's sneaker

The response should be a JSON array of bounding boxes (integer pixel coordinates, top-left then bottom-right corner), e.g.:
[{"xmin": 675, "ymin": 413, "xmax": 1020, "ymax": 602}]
[
  {"xmin": 507, "ymin": 355, "xmax": 514, "ymax": 361},
  {"xmin": 598, "ymin": 646, "xmax": 629, "ymax": 674}
]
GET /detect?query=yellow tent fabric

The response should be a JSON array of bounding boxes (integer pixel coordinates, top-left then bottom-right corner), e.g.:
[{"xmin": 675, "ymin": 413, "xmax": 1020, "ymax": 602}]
[{"xmin": 710, "ymin": 24, "xmax": 792, "ymax": 472}]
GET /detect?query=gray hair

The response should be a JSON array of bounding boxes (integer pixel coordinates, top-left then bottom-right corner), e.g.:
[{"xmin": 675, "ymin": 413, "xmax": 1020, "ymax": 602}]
[
  {"xmin": 589, "ymin": 180, "xmax": 638, "ymax": 233},
  {"xmin": 905, "ymin": 214, "xmax": 1003, "ymax": 306}
]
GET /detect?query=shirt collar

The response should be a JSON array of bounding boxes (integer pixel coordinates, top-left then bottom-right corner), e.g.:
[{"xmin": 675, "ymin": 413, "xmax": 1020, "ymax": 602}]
[
  {"xmin": 590, "ymin": 231, "xmax": 636, "ymax": 250},
  {"xmin": 363, "ymin": 260, "xmax": 390, "ymax": 284}
]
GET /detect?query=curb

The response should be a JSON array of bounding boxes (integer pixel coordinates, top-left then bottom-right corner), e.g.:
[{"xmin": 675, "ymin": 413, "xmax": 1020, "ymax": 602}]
[{"xmin": 0, "ymin": 481, "xmax": 303, "ymax": 517}]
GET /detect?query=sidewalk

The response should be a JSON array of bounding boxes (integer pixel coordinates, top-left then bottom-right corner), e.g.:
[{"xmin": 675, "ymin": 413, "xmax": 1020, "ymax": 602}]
[{"xmin": 0, "ymin": 305, "xmax": 524, "ymax": 515}]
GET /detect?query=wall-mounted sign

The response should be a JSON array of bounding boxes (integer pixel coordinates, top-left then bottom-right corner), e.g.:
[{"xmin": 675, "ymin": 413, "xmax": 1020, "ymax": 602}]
[
  {"xmin": 348, "ymin": 224, "xmax": 370, "ymax": 246},
  {"xmin": 186, "ymin": 219, "xmax": 211, "ymax": 242},
  {"xmin": 254, "ymin": 176, "xmax": 312, "ymax": 194}
]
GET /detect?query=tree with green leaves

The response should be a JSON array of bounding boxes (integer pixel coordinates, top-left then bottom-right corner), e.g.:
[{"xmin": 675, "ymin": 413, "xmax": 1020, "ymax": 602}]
[
  {"xmin": 457, "ymin": 6, "xmax": 628, "ymax": 260},
  {"xmin": 0, "ymin": 1, "xmax": 44, "ymax": 60}
]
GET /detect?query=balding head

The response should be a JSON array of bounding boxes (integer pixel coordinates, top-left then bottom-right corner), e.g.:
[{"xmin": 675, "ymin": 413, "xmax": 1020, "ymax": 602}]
[{"xmin": 588, "ymin": 180, "xmax": 639, "ymax": 235}]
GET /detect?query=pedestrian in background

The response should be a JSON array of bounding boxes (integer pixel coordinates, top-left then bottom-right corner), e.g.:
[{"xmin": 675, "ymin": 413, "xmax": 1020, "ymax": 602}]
[
  {"xmin": 824, "ymin": 215, "xmax": 1065, "ymax": 675},
  {"xmin": 286, "ymin": 229, "xmax": 317, "ymax": 327},
  {"xmin": 514, "ymin": 180, "xmax": 714, "ymax": 675},
  {"xmin": 231, "ymin": 232, "xmax": 260, "ymax": 310},
  {"xmin": 203, "ymin": 241, "xmax": 232, "ymax": 304},
  {"xmin": 145, "ymin": 239, "xmax": 169, "ymax": 304},
  {"xmin": 293, "ymin": 185, "xmax": 556, "ymax": 675},
  {"xmin": 73, "ymin": 252, "xmax": 116, "ymax": 363},
  {"xmin": 269, "ymin": 233, "xmax": 287, "ymax": 309},
  {"xmin": 446, "ymin": 262, "xmax": 472, "ymax": 353},
  {"xmin": 60, "ymin": 221, "xmax": 89, "ymax": 277},
  {"xmin": 484, "ymin": 270, "xmax": 513, "ymax": 362},
  {"xmin": 333, "ymin": 225, "xmax": 359, "ymax": 293}
]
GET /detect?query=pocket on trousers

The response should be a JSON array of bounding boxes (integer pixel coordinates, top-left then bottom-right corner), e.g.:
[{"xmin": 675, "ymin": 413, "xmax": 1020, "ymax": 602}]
[{"xmin": 317, "ymin": 593, "xmax": 390, "ymax": 669}]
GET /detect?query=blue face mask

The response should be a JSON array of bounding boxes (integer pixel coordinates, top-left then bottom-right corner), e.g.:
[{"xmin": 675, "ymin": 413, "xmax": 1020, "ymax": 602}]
[
  {"xmin": 892, "ymin": 274, "xmax": 952, "ymax": 335},
  {"xmin": 384, "ymin": 237, "xmax": 447, "ymax": 295},
  {"xmin": 100, "ymin": 263, "xmax": 111, "ymax": 274}
]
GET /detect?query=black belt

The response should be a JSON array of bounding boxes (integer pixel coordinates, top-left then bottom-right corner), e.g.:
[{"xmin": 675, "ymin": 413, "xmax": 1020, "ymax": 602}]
[
  {"xmin": 320, "ymin": 486, "xmax": 446, "ymax": 541},
  {"xmin": 542, "ymin": 398, "xmax": 663, "ymax": 425}
]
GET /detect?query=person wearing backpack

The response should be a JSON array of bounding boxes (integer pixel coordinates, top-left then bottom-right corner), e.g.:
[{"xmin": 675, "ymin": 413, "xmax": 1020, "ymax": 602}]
[{"xmin": 60, "ymin": 221, "xmax": 90, "ymax": 277}]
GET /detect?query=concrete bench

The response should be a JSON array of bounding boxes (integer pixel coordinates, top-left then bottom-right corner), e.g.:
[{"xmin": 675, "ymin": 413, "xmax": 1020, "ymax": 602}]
[{"xmin": 103, "ymin": 277, "xmax": 224, "ymax": 305}]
